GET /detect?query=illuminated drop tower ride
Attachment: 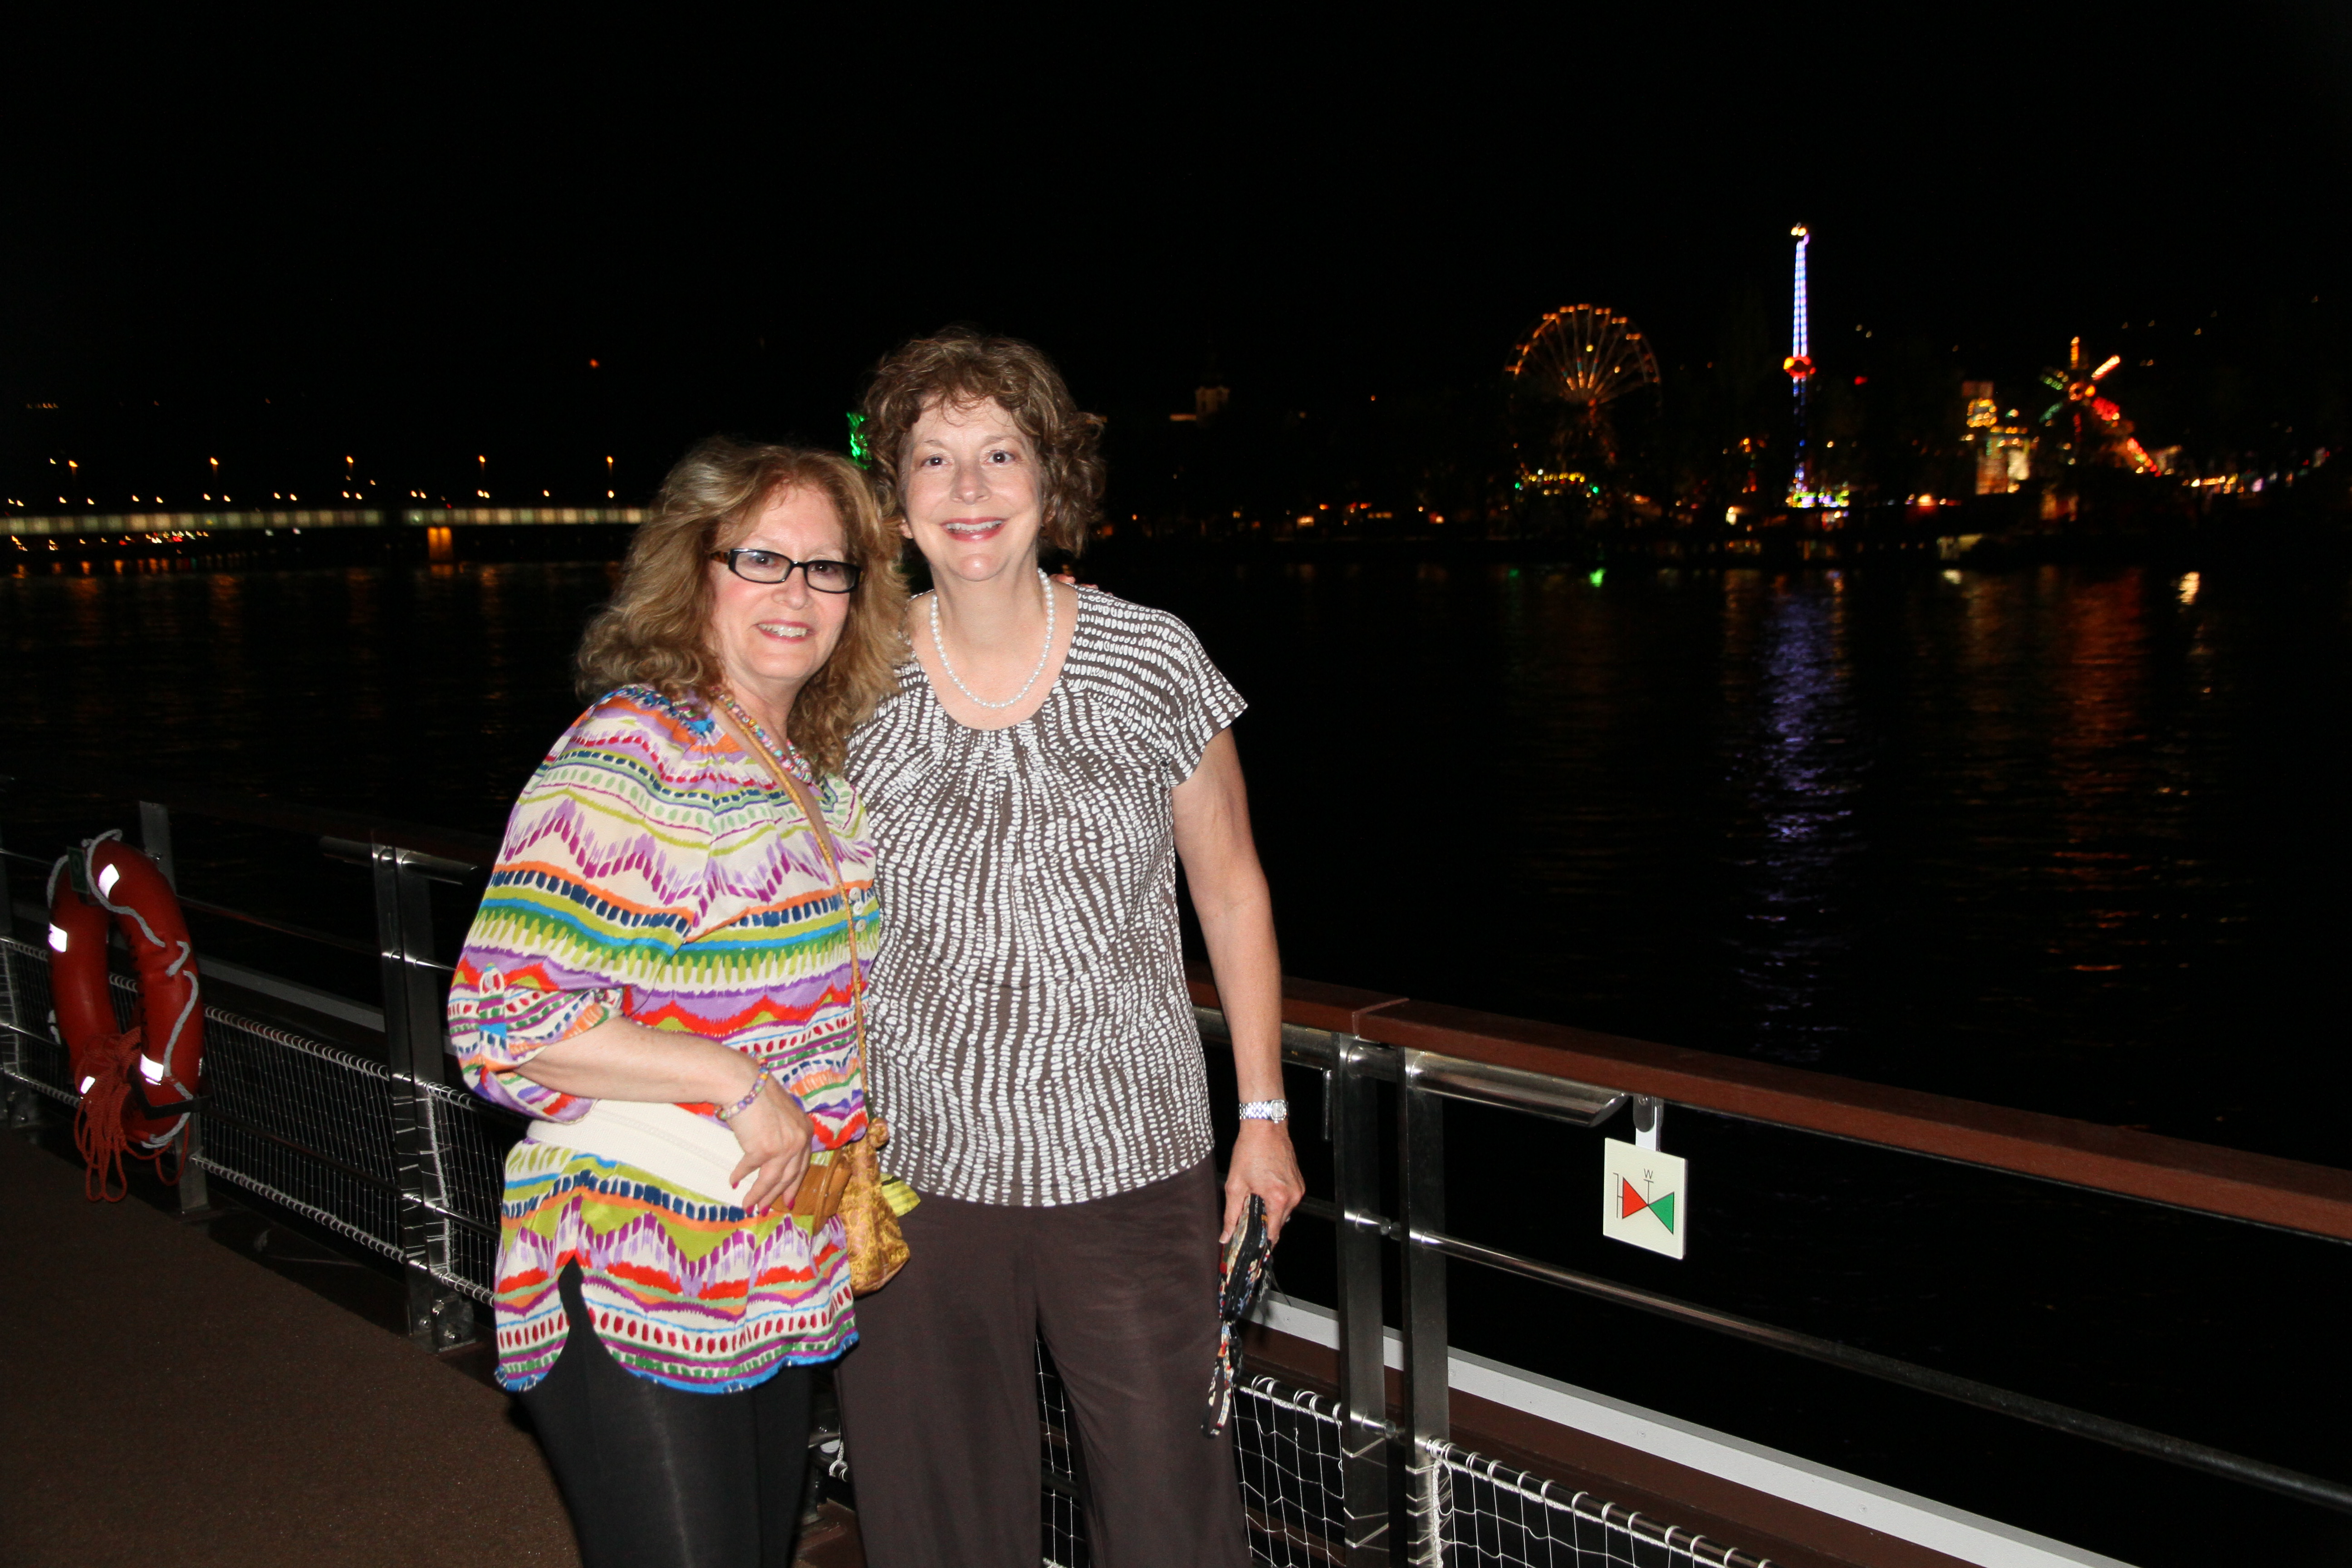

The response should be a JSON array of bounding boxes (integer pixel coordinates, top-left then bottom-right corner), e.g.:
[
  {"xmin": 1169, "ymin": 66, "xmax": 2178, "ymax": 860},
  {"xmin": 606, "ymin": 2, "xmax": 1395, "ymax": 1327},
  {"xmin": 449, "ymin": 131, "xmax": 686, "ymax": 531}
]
[{"xmin": 1783, "ymin": 224, "xmax": 1815, "ymax": 505}]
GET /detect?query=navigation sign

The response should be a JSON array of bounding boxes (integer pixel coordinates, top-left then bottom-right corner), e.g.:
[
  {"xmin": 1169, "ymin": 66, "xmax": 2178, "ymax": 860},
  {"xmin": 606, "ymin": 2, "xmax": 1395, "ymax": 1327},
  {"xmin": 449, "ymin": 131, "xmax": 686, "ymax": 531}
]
[{"xmin": 1602, "ymin": 1137, "xmax": 1686, "ymax": 1260}]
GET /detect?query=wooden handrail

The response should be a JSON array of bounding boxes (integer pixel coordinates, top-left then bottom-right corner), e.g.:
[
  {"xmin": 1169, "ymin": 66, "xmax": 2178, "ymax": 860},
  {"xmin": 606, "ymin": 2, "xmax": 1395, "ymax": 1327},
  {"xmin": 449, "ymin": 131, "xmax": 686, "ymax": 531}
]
[{"xmin": 1189, "ymin": 969, "xmax": 2352, "ymax": 1245}]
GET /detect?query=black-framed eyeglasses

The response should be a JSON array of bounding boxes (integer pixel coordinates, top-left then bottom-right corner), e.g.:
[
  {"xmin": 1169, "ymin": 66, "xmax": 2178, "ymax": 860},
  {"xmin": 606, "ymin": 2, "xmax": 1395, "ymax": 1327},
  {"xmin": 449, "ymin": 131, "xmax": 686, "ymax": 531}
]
[{"xmin": 709, "ymin": 549, "xmax": 863, "ymax": 593}]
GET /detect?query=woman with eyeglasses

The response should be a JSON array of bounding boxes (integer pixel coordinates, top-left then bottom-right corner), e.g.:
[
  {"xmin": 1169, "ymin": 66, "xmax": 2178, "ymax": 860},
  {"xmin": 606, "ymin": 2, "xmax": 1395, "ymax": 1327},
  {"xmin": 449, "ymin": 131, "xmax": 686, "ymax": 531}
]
[
  {"xmin": 834, "ymin": 329, "xmax": 1304, "ymax": 1568},
  {"xmin": 446, "ymin": 437, "xmax": 906, "ymax": 1568}
]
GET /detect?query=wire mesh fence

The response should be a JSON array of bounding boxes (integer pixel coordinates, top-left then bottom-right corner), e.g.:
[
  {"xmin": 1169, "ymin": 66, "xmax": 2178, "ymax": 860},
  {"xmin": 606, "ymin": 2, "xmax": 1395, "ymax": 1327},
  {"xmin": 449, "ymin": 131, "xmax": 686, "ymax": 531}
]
[
  {"xmin": 1032, "ymin": 1343, "xmax": 1779, "ymax": 1567},
  {"xmin": 195, "ymin": 1008, "xmax": 404, "ymax": 1259},
  {"xmin": 1, "ymin": 937, "xmax": 76, "ymax": 1107},
  {"xmin": 3, "ymin": 933, "xmax": 1780, "ymax": 1568},
  {"xmin": 1233, "ymin": 1376, "xmax": 1352, "ymax": 1567},
  {"xmin": 1439, "ymin": 1448, "xmax": 1773, "ymax": 1568},
  {"xmin": 420, "ymin": 1075, "xmax": 523, "ymax": 1303},
  {"xmin": 1038, "ymin": 1341, "xmax": 1090, "ymax": 1568}
]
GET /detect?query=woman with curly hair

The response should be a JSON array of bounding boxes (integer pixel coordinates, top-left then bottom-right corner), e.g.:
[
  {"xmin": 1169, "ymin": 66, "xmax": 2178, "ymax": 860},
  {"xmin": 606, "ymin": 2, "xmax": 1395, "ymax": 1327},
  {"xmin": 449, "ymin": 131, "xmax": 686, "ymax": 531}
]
[
  {"xmin": 446, "ymin": 437, "xmax": 906, "ymax": 1568},
  {"xmin": 836, "ymin": 329, "xmax": 1303, "ymax": 1568}
]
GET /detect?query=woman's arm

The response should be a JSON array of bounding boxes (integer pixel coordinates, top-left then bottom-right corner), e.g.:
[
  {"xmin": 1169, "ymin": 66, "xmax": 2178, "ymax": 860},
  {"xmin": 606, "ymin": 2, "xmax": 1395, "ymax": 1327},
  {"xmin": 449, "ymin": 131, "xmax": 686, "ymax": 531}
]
[
  {"xmin": 1174, "ymin": 728, "xmax": 1307, "ymax": 1243},
  {"xmin": 515, "ymin": 1017, "xmax": 814, "ymax": 1215}
]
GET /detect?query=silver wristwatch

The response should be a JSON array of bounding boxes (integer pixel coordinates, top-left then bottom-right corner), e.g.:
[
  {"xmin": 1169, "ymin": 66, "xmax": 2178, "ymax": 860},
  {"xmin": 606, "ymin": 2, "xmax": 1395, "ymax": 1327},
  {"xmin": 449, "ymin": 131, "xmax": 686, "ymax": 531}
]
[{"xmin": 1238, "ymin": 1098, "xmax": 1289, "ymax": 1123}]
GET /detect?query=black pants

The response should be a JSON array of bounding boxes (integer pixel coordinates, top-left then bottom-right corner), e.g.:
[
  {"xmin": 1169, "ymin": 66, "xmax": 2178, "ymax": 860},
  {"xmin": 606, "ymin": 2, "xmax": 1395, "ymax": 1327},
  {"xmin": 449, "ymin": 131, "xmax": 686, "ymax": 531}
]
[
  {"xmin": 835, "ymin": 1159, "xmax": 1250, "ymax": 1568},
  {"xmin": 518, "ymin": 1264, "xmax": 812, "ymax": 1568}
]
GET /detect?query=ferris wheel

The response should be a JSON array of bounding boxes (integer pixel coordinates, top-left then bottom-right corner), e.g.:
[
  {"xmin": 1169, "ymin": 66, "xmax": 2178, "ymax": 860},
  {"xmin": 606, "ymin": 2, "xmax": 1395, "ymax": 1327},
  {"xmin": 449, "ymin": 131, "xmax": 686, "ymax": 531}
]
[{"xmin": 1508, "ymin": 304, "xmax": 1661, "ymax": 411}]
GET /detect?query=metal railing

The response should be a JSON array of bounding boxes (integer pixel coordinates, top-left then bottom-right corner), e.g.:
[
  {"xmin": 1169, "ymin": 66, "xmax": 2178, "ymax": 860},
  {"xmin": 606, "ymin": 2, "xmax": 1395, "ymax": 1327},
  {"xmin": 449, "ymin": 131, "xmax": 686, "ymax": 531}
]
[
  {"xmin": 1186, "ymin": 977, "xmax": 2352, "ymax": 1565},
  {"xmin": 13, "ymin": 779, "xmax": 2352, "ymax": 1563},
  {"xmin": 0, "ymin": 783, "xmax": 504, "ymax": 1352}
]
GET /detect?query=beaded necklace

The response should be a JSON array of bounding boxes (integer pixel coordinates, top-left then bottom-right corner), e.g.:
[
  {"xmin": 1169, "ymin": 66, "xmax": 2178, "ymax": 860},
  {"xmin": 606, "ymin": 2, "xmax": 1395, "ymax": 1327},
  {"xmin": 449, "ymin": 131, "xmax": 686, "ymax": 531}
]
[
  {"xmin": 710, "ymin": 688, "xmax": 809, "ymax": 784},
  {"xmin": 929, "ymin": 569, "xmax": 1055, "ymax": 712}
]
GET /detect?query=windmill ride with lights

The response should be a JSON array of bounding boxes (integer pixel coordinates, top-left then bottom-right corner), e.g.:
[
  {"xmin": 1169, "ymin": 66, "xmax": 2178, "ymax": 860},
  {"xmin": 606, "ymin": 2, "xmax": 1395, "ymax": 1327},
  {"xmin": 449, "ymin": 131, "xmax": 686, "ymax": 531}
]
[
  {"xmin": 1507, "ymin": 303, "xmax": 1660, "ymax": 500},
  {"xmin": 2042, "ymin": 338, "xmax": 2160, "ymax": 474}
]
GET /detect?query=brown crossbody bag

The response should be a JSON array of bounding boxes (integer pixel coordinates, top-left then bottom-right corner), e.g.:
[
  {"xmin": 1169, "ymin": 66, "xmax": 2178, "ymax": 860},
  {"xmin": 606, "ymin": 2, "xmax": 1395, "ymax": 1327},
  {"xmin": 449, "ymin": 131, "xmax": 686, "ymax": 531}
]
[{"xmin": 712, "ymin": 703, "xmax": 912, "ymax": 1295}]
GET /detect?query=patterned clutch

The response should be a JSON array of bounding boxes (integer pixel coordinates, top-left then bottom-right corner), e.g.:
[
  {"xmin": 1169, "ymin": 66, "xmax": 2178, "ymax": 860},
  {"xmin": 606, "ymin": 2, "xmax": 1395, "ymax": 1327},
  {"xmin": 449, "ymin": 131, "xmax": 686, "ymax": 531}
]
[{"xmin": 1203, "ymin": 1195, "xmax": 1272, "ymax": 1436}]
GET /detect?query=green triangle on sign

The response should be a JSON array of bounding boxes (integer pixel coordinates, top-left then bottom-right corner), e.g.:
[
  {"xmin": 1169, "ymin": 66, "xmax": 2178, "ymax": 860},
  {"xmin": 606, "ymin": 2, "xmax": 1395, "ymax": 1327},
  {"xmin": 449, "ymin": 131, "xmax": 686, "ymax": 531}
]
[{"xmin": 1650, "ymin": 1191, "xmax": 1676, "ymax": 1234}]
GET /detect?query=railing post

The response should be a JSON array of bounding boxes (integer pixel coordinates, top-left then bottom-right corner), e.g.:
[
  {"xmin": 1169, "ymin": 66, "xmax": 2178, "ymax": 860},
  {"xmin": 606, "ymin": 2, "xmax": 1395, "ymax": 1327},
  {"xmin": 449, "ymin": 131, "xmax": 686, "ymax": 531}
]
[
  {"xmin": 1332, "ymin": 1036, "xmax": 1392, "ymax": 1567},
  {"xmin": 137, "ymin": 800, "xmax": 177, "ymax": 892},
  {"xmin": 371, "ymin": 842, "xmax": 475, "ymax": 1352},
  {"xmin": 0, "ymin": 775, "xmax": 26, "ymax": 1123},
  {"xmin": 1399, "ymin": 1052, "xmax": 1450, "ymax": 1568},
  {"xmin": 137, "ymin": 801, "xmax": 211, "ymax": 1215}
]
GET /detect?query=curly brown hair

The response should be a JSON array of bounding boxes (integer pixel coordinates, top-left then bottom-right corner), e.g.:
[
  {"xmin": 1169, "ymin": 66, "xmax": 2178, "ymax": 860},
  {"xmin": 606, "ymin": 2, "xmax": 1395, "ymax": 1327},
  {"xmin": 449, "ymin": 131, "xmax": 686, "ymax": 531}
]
[
  {"xmin": 575, "ymin": 437, "xmax": 908, "ymax": 776},
  {"xmin": 861, "ymin": 327, "xmax": 1106, "ymax": 557}
]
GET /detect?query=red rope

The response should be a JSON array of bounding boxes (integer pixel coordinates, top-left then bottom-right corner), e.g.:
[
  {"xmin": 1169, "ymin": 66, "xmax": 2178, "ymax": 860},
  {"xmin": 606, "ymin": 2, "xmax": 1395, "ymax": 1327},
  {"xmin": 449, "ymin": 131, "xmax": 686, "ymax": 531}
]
[{"xmin": 73, "ymin": 1027, "xmax": 144, "ymax": 1203}]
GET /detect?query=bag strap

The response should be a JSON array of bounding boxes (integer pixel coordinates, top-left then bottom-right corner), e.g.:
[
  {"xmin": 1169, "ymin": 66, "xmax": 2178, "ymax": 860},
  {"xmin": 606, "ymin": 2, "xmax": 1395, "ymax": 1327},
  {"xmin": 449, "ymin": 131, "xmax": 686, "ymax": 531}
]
[{"xmin": 705, "ymin": 699, "xmax": 874, "ymax": 1121}]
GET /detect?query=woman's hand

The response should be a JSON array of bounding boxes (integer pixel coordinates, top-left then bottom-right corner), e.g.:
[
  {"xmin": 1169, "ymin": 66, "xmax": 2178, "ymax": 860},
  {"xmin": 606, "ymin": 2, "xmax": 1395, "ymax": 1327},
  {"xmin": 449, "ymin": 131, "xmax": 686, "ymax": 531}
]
[
  {"xmin": 1224, "ymin": 1119, "xmax": 1307, "ymax": 1244},
  {"xmin": 727, "ymin": 1075, "xmax": 815, "ymax": 1215}
]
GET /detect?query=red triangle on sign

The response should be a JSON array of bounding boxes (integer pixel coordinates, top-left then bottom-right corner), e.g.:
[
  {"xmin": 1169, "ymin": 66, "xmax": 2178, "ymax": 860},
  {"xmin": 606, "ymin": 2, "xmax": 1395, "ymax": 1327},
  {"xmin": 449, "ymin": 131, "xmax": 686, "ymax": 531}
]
[{"xmin": 1620, "ymin": 1176, "xmax": 1649, "ymax": 1220}]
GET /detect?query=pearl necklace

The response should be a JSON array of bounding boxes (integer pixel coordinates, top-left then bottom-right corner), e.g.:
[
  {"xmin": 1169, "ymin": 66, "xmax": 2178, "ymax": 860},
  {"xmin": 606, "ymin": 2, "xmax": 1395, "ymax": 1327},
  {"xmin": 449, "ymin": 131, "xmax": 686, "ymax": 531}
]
[{"xmin": 930, "ymin": 569, "xmax": 1056, "ymax": 711}]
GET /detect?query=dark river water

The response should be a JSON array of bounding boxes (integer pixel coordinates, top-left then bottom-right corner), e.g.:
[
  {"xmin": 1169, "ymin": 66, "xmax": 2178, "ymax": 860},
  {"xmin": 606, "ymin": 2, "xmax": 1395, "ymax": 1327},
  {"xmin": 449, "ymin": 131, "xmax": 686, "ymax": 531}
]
[{"xmin": 5, "ymin": 552, "xmax": 2348, "ymax": 1563}]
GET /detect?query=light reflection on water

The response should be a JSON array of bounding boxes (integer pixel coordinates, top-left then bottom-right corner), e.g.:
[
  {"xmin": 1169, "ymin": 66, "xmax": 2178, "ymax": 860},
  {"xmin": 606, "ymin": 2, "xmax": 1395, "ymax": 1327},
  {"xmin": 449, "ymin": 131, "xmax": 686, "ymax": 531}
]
[
  {"xmin": 2, "ymin": 556, "xmax": 2345, "ymax": 1163},
  {"xmin": 1725, "ymin": 571, "xmax": 1864, "ymax": 1065}
]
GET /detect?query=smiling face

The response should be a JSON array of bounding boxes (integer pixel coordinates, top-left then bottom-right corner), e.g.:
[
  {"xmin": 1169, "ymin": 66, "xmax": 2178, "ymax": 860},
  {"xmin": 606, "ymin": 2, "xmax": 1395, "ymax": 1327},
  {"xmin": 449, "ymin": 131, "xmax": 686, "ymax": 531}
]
[
  {"xmin": 706, "ymin": 484, "xmax": 853, "ymax": 722},
  {"xmin": 900, "ymin": 398, "xmax": 1045, "ymax": 585}
]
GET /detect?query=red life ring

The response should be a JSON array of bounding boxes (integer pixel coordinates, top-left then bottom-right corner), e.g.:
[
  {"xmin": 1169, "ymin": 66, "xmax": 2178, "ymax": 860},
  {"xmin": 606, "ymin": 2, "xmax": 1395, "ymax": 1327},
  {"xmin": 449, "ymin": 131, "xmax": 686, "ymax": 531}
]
[{"xmin": 45, "ymin": 831, "xmax": 206, "ymax": 1201}]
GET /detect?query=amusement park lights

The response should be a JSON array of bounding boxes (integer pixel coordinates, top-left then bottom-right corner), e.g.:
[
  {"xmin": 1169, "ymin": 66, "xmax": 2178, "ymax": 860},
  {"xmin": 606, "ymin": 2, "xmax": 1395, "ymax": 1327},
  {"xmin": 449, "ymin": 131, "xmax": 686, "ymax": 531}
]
[
  {"xmin": 1509, "ymin": 304, "xmax": 1661, "ymax": 409},
  {"xmin": 1507, "ymin": 304, "xmax": 1661, "ymax": 491},
  {"xmin": 1785, "ymin": 226, "xmax": 1813, "ymax": 383},
  {"xmin": 1784, "ymin": 225, "xmax": 1840, "ymax": 507},
  {"xmin": 2041, "ymin": 337, "xmax": 2160, "ymax": 474}
]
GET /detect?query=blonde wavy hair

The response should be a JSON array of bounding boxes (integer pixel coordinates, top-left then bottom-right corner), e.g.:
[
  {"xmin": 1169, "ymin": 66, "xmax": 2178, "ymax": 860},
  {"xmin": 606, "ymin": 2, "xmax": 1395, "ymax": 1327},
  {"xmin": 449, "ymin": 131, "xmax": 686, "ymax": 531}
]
[
  {"xmin": 862, "ymin": 327, "xmax": 1107, "ymax": 557},
  {"xmin": 576, "ymin": 437, "xmax": 908, "ymax": 776}
]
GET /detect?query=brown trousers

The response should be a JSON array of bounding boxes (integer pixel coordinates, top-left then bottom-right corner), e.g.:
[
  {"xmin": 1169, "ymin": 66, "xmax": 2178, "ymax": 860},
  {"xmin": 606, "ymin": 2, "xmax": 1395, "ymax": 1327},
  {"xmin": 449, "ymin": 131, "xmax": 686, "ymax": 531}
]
[{"xmin": 834, "ymin": 1159, "xmax": 1250, "ymax": 1568}]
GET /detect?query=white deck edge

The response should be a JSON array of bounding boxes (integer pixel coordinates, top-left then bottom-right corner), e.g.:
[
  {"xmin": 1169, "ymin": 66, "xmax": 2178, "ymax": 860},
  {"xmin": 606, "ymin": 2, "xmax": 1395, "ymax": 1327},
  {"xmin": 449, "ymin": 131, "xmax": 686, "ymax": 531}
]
[{"xmin": 1251, "ymin": 1296, "xmax": 2135, "ymax": 1568}]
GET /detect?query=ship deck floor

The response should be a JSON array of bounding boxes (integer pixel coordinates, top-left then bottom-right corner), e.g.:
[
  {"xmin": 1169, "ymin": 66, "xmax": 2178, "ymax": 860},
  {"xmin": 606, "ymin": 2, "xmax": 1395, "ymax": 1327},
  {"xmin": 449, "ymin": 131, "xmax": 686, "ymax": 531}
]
[{"xmin": 0, "ymin": 1124, "xmax": 582, "ymax": 1568}]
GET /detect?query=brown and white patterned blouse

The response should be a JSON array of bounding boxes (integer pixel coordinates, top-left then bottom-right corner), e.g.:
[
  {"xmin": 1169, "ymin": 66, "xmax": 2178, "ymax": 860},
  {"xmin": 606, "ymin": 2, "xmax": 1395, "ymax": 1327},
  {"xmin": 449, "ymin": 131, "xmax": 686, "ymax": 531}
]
[{"xmin": 845, "ymin": 587, "xmax": 1246, "ymax": 1207}]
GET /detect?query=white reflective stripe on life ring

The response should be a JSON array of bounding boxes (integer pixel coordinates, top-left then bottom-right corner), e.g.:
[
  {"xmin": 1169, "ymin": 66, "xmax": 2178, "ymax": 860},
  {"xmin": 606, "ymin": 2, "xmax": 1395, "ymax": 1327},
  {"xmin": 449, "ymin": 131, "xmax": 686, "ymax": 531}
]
[
  {"xmin": 48, "ymin": 923, "xmax": 69, "ymax": 953},
  {"xmin": 97, "ymin": 862, "xmax": 122, "ymax": 897}
]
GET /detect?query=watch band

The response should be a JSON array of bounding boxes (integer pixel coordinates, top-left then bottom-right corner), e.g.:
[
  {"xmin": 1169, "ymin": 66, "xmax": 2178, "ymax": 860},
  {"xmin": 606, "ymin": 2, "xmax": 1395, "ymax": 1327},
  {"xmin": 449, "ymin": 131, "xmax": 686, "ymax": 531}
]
[{"xmin": 1238, "ymin": 1098, "xmax": 1289, "ymax": 1123}]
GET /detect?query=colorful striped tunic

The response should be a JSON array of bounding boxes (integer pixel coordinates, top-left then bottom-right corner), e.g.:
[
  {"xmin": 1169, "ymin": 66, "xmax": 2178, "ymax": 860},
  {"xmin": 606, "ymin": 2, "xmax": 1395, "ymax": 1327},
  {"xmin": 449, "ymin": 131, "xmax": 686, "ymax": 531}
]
[{"xmin": 447, "ymin": 685, "xmax": 873, "ymax": 1392}]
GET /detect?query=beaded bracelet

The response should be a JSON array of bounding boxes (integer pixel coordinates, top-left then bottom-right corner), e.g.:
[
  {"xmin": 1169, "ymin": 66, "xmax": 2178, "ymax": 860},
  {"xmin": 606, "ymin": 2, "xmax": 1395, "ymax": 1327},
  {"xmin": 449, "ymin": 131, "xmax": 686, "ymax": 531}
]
[{"xmin": 715, "ymin": 1071, "xmax": 769, "ymax": 1124}]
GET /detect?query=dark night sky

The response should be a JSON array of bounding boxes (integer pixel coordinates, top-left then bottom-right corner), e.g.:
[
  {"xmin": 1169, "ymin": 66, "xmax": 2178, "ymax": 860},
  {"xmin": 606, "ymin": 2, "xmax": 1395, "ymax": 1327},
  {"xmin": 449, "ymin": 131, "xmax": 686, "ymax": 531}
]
[{"xmin": 4, "ymin": 7, "xmax": 2346, "ymax": 502}]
